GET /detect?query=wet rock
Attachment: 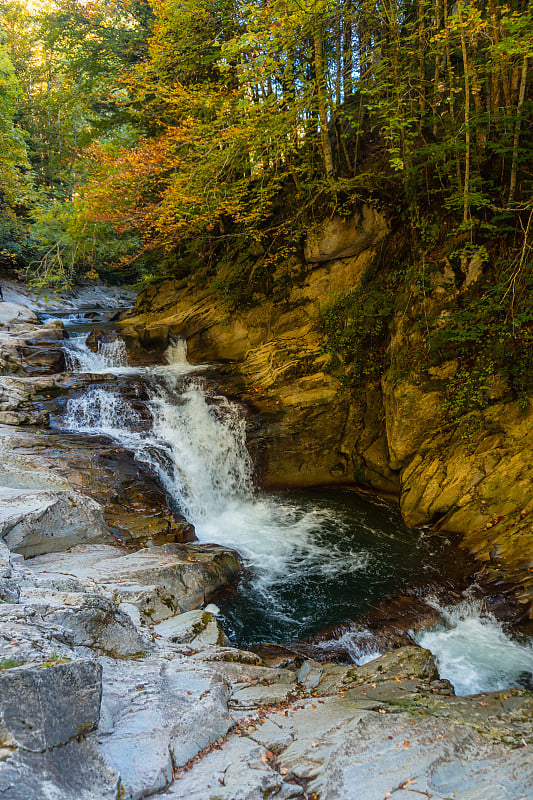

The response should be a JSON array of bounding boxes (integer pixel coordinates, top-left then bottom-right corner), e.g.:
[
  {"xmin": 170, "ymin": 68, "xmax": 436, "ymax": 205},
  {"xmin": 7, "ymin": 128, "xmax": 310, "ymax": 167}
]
[
  {"xmin": 0, "ymin": 487, "xmax": 111, "ymax": 557},
  {"xmin": 19, "ymin": 343, "xmax": 66, "ymax": 375},
  {"xmin": 0, "ymin": 376, "xmax": 56, "ymax": 425},
  {"xmin": 0, "ymin": 427, "xmax": 182, "ymax": 549},
  {"xmin": 85, "ymin": 329, "xmax": 106, "ymax": 352}
]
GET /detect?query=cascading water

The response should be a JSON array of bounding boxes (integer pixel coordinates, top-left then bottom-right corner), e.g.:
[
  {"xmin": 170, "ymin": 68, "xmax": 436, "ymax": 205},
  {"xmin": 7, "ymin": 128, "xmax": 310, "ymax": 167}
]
[
  {"xmin": 61, "ymin": 328, "xmax": 533, "ymax": 690},
  {"xmin": 64, "ymin": 334, "xmax": 129, "ymax": 372},
  {"xmin": 415, "ymin": 598, "xmax": 533, "ymax": 695}
]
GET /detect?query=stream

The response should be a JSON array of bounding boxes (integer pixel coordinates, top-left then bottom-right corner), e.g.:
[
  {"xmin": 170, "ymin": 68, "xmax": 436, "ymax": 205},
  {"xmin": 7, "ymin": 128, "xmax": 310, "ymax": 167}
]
[{"xmin": 51, "ymin": 311, "xmax": 533, "ymax": 696}]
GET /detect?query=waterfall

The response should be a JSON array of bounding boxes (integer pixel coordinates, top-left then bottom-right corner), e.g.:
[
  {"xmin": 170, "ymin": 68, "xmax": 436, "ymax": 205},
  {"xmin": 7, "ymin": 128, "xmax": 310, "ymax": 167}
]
[
  {"xmin": 65, "ymin": 372, "xmax": 365, "ymax": 595},
  {"xmin": 64, "ymin": 334, "xmax": 128, "ymax": 372},
  {"xmin": 64, "ymin": 338, "xmax": 368, "ymax": 611},
  {"xmin": 62, "ymin": 332, "xmax": 533, "ymax": 689}
]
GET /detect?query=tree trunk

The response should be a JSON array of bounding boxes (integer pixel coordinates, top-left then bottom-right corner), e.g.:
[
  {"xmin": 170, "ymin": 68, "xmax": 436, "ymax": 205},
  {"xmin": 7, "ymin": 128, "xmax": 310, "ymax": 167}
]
[
  {"xmin": 314, "ymin": 23, "xmax": 335, "ymax": 179},
  {"xmin": 509, "ymin": 56, "xmax": 528, "ymax": 203},
  {"xmin": 458, "ymin": 2, "xmax": 471, "ymax": 229}
]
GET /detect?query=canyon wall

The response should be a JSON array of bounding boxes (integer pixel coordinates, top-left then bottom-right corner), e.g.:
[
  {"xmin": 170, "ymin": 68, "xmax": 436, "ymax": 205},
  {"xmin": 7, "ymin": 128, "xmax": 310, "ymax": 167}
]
[{"xmin": 122, "ymin": 207, "xmax": 533, "ymax": 614}]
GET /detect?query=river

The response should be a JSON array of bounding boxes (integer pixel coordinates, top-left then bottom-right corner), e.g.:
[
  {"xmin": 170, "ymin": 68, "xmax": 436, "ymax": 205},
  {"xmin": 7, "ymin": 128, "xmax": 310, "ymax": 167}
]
[{"xmin": 50, "ymin": 310, "xmax": 533, "ymax": 696}]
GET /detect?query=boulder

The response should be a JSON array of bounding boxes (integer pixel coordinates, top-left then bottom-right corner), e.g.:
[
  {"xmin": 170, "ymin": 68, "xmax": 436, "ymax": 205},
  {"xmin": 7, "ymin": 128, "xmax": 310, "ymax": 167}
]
[
  {"xmin": 0, "ymin": 659, "xmax": 119, "ymax": 800},
  {"xmin": 19, "ymin": 343, "xmax": 65, "ymax": 375},
  {"xmin": 0, "ymin": 487, "xmax": 111, "ymax": 557},
  {"xmin": 0, "ymin": 659, "xmax": 102, "ymax": 751},
  {"xmin": 0, "ymin": 302, "xmax": 39, "ymax": 328},
  {"xmin": 304, "ymin": 205, "xmax": 389, "ymax": 263},
  {"xmin": 86, "ymin": 329, "xmax": 106, "ymax": 352},
  {"xmin": 153, "ymin": 609, "xmax": 229, "ymax": 647},
  {"xmin": 17, "ymin": 589, "xmax": 147, "ymax": 656}
]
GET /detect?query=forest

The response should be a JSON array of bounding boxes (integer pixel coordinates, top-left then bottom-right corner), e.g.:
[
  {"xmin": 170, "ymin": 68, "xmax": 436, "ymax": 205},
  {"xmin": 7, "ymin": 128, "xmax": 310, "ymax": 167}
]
[{"xmin": 0, "ymin": 0, "xmax": 531, "ymax": 398}]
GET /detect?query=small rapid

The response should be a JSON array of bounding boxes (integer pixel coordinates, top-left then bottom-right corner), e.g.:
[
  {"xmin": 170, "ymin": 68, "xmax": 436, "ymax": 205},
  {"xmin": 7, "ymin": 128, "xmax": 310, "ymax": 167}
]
[
  {"xmin": 415, "ymin": 598, "xmax": 533, "ymax": 695},
  {"xmin": 65, "ymin": 334, "xmax": 129, "ymax": 372}
]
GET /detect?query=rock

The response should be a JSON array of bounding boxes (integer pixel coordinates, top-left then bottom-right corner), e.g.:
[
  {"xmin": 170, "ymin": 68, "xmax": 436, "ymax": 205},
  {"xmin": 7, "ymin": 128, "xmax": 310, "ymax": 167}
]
[
  {"xmin": 382, "ymin": 376, "xmax": 445, "ymax": 471},
  {"xmin": 0, "ymin": 302, "xmax": 39, "ymax": 328},
  {"xmin": 304, "ymin": 206, "xmax": 390, "ymax": 263},
  {"xmin": 0, "ymin": 487, "xmax": 111, "ymax": 557},
  {"xmin": 27, "ymin": 542, "xmax": 242, "ymax": 620},
  {"xmin": 98, "ymin": 657, "xmax": 233, "ymax": 799},
  {"xmin": 428, "ymin": 359, "xmax": 459, "ymax": 380},
  {"xmin": 154, "ymin": 609, "xmax": 229, "ymax": 647},
  {"xmin": 0, "ymin": 658, "xmax": 101, "ymax": 750},
  {"xmin": 19, "ymin": 342, "xmax": 66, "ymax": 375},
  {"xmin": 0, "ymin": 539, "xmax": 19, "ymax": 602},
  {"xmin": 0, "ymin": 659, "xmax": 119, "ymax": 800},
  {"xmin": 17, "ymin": 589, "xmax": 147, "ymax": 656},
  {"xmin": 86, "ymin": 328, "xmax": 106, "ymax": 352},
  {"xmin": 464, "ymin": 248, "xmax": 484, "ymax": 287},
  {"xmin": 0, "ymin": 376, "xmax": 54, "ymax": 424},
  {"xmin": 0, "ymin": 426, "xmax": 187, "ymax": 547},
  {"xmin": 163, "ymin": 736, "xmax": 304, "ymax": 799}
]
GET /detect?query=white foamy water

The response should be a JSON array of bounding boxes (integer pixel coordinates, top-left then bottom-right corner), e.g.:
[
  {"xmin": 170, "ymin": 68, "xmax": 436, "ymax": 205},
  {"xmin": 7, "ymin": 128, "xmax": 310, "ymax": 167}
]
[
  {"xmin": 64, "ymin": 333, "xmax": 202, "ymax": 377},
  {"xmin": 64, "ymin": 334, "xmax": 129, "ymax": 372},
  {"xmin": 65, "ymin": 362, "xmax": 366, "ymax": 596},
  {"xmin": 416, "ymin": 599, "xmax": 533, "ymax": 695}
]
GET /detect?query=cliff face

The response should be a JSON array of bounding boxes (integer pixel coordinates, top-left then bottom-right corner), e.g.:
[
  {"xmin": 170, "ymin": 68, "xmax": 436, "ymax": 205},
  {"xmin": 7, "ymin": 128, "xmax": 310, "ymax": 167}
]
[{"xmin": 122, "ymin": 207, "xmax": 533, "ymax": 614}]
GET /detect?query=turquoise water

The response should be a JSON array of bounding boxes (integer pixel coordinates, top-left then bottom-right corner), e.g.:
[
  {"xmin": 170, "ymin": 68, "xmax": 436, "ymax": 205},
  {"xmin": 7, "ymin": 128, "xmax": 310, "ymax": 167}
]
[{"xmin": 217, "ymin": 488, "xmax": 466, "ymax": 647}]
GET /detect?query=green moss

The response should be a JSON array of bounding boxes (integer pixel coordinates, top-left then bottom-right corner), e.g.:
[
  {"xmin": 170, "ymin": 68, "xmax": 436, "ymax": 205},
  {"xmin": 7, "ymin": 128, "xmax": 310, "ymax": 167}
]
[{"xmin": 0, "ymin": 658, "xmax": 24, "ymax": 670}]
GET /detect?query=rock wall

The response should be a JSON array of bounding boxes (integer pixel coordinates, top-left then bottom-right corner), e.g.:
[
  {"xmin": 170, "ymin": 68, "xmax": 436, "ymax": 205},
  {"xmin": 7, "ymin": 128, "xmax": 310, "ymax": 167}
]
[{"xmin": 122, "ymin": 208, "xmax": 533, "ymax": 613}]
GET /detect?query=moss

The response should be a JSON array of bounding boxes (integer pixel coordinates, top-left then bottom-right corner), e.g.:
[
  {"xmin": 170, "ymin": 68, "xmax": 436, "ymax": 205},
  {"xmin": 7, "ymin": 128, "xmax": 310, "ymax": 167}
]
[
  {"xmin": 39, "ymin": 657, "xmax": 71, "ymax": 667},
  {"xmin": 100, "ymin": 650, "xmax": 148, "ymax": 660},
  {"xmin": 191, "ymin": 613, "xmax": 211, "ymax": 637},
  {"xmin": 0, "ymin": 658, "xmax": 25, "ymax": 670}
]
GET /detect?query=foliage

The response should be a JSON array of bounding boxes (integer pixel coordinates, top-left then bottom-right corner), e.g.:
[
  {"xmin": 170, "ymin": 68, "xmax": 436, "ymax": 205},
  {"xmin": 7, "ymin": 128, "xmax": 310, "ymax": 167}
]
[
  {"xmin": 0, "ymin": 0, "xmax": 531, "ymax": 303},
  {"xmin": 317, "ymin": 265, "xmax": 398, "ymax": 390}
]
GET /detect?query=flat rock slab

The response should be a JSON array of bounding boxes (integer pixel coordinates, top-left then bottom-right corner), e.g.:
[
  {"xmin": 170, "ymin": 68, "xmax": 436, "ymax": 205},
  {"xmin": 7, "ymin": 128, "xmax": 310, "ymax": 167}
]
[
  {"xmin": 158, "ymin": 687, "xmax": 533, "ymax": 800},
  {"xmin": 27, "ymin": 541, "xmax": 241, "ymax": 618},
  {"xmin": 98, "ymin": 657, "xmax": 233, "ymax": 800}
]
